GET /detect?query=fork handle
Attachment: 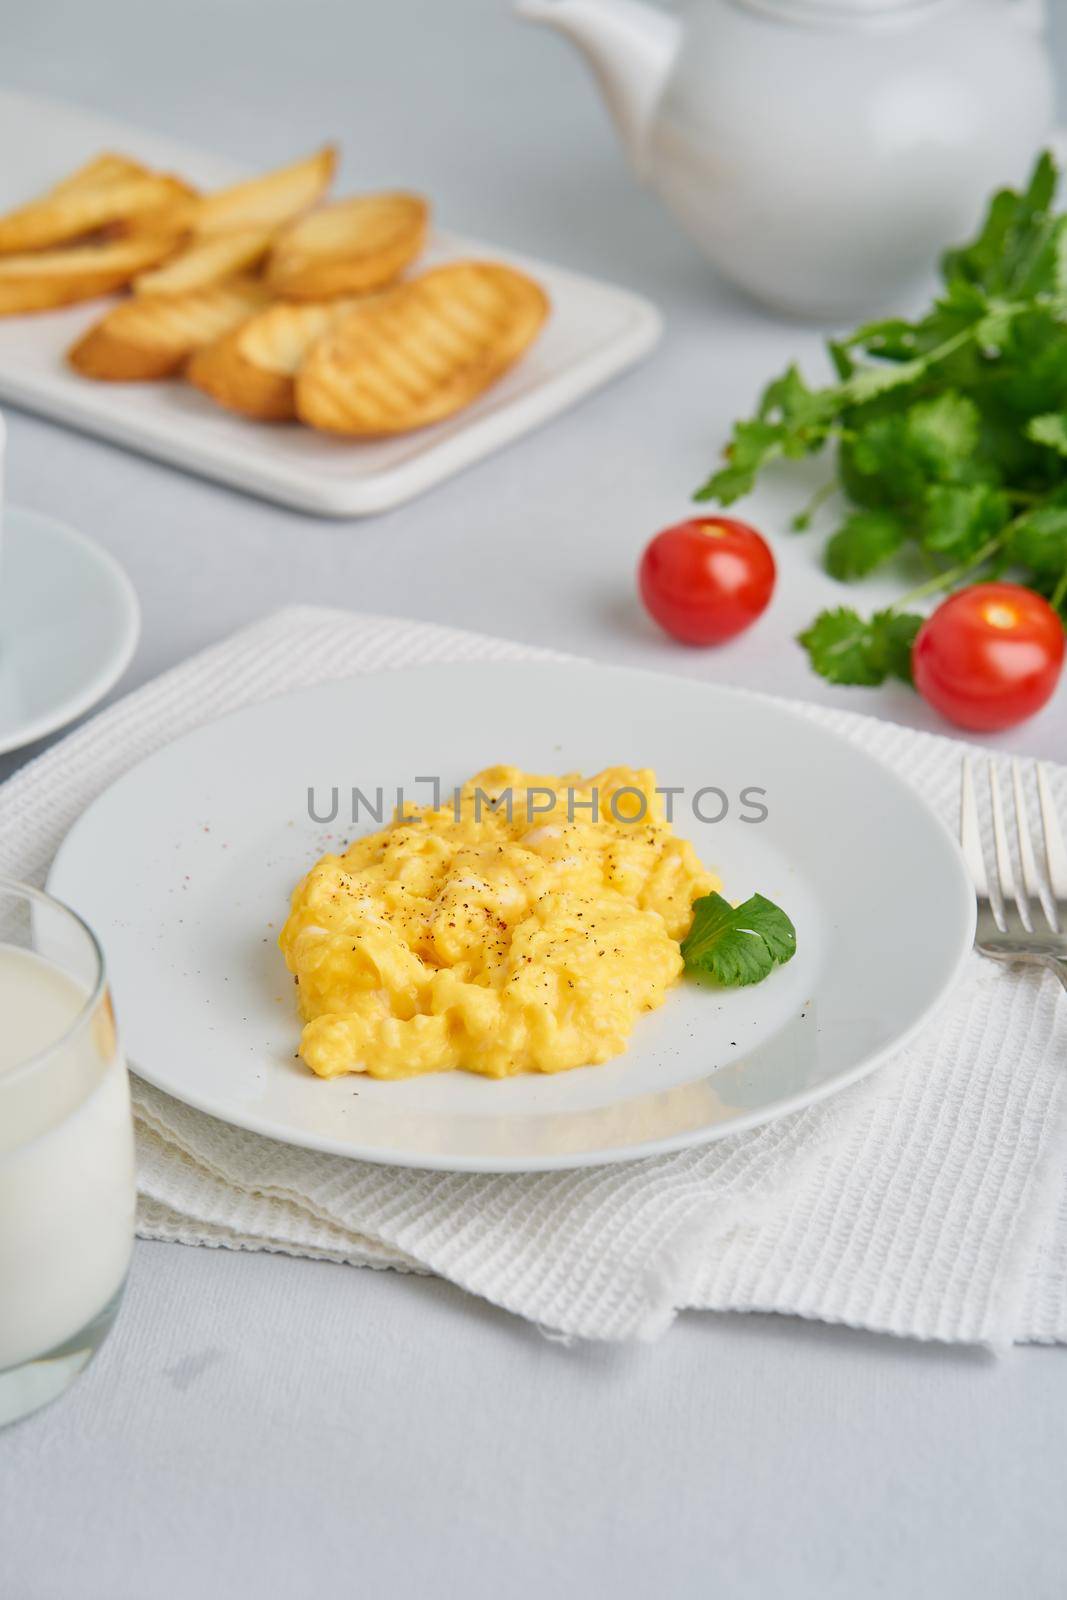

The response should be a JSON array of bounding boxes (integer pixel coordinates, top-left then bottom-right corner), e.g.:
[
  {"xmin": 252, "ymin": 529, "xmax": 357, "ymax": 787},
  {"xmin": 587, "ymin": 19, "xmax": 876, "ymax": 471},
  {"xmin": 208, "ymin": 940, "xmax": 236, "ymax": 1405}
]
[{"xmin": 1043, "ymin": 959, "xmax": 1067, "ymax": 993}]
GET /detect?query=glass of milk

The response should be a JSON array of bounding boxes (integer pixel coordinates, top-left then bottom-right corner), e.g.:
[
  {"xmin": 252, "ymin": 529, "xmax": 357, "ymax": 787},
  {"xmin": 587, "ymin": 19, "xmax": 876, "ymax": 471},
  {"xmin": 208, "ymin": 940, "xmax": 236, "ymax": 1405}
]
[{"xmin": 0, "ymin": 877, "xmax": 135, "ymax": 1428}]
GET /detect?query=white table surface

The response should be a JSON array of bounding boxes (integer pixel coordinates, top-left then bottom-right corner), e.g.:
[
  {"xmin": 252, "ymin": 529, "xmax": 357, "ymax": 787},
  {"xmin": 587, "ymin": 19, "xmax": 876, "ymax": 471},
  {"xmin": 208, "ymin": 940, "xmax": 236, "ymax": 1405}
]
[{"xmin": 2, "ymin": 3, "xmax": 1067, "ymax": 1595}]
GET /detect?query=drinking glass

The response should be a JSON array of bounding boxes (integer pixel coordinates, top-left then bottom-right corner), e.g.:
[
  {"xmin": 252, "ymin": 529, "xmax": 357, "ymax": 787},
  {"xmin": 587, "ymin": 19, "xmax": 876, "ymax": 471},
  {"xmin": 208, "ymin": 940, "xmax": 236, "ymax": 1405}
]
[{"xmin": 0, "ymin": 876, "xmax": 134, "ymax": 1427}]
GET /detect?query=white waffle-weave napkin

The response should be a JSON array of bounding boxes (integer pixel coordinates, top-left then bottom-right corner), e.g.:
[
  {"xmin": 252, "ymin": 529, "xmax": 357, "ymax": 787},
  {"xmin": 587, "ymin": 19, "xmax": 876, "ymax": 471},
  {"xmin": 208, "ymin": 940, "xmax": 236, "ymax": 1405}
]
[{"xmin": 2, "ymin": 606, "xmax": 1065, "ymax": 1344}]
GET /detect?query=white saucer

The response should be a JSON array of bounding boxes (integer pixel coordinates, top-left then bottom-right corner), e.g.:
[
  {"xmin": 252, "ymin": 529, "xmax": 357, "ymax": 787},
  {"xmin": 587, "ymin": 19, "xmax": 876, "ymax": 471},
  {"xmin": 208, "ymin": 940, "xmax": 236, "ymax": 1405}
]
[{"xmin": 0, "ymin": 505, "xmax": 140, "ymax": 754}]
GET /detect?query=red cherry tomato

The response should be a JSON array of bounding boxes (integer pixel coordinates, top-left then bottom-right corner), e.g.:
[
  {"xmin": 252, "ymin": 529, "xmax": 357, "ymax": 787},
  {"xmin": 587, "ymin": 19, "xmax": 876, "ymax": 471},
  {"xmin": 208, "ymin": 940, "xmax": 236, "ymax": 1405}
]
[
  {"xmin": 638, "ymin": 518, "xmax": 776, "ymax": 645},
  {"xmin": 912, "ymin": 583, "xmax": 1064, "ymax": 732}
]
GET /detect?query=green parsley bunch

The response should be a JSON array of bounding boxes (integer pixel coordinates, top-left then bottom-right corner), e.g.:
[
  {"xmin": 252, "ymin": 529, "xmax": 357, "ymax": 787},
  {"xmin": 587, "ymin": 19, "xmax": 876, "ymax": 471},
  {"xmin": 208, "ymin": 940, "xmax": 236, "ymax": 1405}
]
[{"xmin": 696, "ymin": 153, "xmax": 1067, "ymax": 687}]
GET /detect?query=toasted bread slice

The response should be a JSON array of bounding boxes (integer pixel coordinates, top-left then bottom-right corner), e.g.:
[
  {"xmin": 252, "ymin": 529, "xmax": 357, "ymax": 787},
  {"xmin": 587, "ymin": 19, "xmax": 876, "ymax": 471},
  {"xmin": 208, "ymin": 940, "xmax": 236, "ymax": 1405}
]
[
  {"xmin": 295, "ymin": 261, "xmax": 549, "ymax": 436},
  {"xmin": 194, "ymin": 146, "xmax": 336, "ymax": 237},
  {"xmin": 187, "ymin": 298, "xmax": 358, "ymax": 419},
  {"xmin": 0, "ymin": 232, "xmax": 185, "ymax": 314},
  {"xmin": 0, "ymin": 163, "xmax": 195, "ymax": 255},
  {"xmin": 50, "ymin": 152, "xmax": 154, "ymax": 194},
  {"xmin": 133, "ymin": 226, "xmax": 276, "ymax": 295},
  {"xmin": 69, "ymin": 278, "xmax": 272, "ymax": 380},
  {"xmin": 267, "ymin": 192, "xmax": 427, "ymax": 300},
  {"xmin": 106, "ymin": 191, "xmax": 200, "ymax": 241}
]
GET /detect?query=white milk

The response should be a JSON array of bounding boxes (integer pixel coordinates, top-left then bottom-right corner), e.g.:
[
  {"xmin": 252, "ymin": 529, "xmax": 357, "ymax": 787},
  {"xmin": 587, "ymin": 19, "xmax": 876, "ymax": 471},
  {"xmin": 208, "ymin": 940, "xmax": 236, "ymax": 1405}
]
[{"xmin": 0, "ymin": 946, "xmax": 134, "ymax": 1371}]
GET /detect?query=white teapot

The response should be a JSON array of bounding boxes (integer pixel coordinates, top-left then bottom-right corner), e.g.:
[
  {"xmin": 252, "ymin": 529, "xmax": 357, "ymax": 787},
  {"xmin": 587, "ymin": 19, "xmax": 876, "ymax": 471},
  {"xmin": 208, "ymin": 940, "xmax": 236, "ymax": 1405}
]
[{"xmin": 517, "ymin": 0, "xmax": 1056, "ymax": 318}]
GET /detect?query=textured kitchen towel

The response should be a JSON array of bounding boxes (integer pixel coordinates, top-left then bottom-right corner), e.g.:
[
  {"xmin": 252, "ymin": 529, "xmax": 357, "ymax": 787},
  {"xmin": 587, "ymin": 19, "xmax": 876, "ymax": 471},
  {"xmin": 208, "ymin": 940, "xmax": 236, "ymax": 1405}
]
[{"xmin": 1, "ymin": 606, "xmax": 1065, "ymax": 1344}]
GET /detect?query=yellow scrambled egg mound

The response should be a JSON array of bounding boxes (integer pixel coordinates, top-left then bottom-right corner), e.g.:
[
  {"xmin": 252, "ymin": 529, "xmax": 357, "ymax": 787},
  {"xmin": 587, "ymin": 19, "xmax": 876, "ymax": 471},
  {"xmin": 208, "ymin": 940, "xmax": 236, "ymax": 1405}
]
[{"xmin": 280, "ymin": 765, "xmax": 720, "ymax": 1079}]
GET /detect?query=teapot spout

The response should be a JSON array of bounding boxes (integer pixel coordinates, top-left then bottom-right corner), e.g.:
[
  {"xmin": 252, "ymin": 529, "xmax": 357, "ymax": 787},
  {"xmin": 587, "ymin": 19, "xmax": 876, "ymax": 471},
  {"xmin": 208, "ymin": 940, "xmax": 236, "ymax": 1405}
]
[{"xmin": 517, "ymin": 0, "xmax": 679, "ymax": 176}]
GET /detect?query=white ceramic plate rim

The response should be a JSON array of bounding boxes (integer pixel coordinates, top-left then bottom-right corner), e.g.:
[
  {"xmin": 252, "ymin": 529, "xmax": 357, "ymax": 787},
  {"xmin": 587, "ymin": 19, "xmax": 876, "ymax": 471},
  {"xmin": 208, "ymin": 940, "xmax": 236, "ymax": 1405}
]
[
  {"xmin": 122, "ymin": 922, "xmax": 974, "ymax": 1174},
  {"xmin": 0, "ymin": 505, "xmax": 140, "ymax": 754},
  {"xmin": 48, "ymin": 661, "xmax": 977, "ymax": 1171}
]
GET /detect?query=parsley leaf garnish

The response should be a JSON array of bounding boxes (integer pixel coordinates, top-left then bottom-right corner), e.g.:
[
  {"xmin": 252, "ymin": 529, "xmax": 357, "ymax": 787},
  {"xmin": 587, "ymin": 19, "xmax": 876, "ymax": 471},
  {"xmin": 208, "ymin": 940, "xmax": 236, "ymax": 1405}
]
[
  {"xmin": 681, "ymin": 893, "xmax": 797, "ymax": 987},
  {"xmin": 797, "ymin": 608, "xmax": 923, "ymax": 687},
  {"xmin": 942, "ymin": 152, "xmax": 1058, "ymax": 296},
  {"xmin": 1027, "ymin": 412, "xmax": 1067, "ymax": 459},
  {"xmin": 696, "ymin": 151, "xmax": 1067, "ymax": 673},
  {"xmin": 824, "ymin": 510, "xmax": 906, "ymax": 580},
  {"xmin": 695, "ymin": 367, "xmax": 836, "ymax": 504},
  {"xmin": 1009, "ymin": 502, "xmax": 1067, "ymax": 572},
  {"xmin": 920, "ymin": 483, "xmax": 1010, "ymax": 562}
]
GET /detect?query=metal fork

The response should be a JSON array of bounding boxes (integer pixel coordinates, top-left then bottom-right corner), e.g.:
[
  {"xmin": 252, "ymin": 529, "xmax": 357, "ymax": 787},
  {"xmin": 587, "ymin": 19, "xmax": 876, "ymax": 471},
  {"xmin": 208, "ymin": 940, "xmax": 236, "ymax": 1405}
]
[{"xmin": 961, "ymin": 758, "xmax": 1067, "ymax": 991}]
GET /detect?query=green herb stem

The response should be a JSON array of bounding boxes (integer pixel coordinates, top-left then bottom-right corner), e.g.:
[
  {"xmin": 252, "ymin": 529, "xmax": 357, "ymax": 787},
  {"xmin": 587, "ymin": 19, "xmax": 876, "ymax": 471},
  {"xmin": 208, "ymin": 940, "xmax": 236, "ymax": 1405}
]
[
  {"xmin": 791, "ymin": 480, "xmax": 836, "ymax": 532},
  {"xmin": 917, "ymin": 325, "xmax": 979, "ymax": 371},
  {"xmin": 891, "ymin": 534, "xmax": 1007, "ymax": 611}
]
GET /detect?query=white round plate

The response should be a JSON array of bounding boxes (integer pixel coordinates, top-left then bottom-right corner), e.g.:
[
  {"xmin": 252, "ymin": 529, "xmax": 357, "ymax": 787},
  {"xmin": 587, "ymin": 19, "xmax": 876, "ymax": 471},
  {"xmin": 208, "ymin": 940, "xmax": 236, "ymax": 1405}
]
[
  {"xmin": 48, "ymin": 662, "xmax": 975, "ymax": 1172},
  {"xmin": 0, "ymin": 505, "xmax": 140, "ymax": 754}
]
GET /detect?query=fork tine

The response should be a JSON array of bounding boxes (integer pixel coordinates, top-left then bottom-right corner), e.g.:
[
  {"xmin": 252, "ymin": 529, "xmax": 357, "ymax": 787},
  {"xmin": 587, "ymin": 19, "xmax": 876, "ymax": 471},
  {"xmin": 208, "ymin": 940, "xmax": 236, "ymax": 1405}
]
[
  {"xmin": 1037, "ymin": 763, "xmax": 1067, "ymax": 929},
  {"xmin": 960, "ymin": 758, "xmax": 989, "ymax": 900},
  {"xmin": 1012, "ymin": 760, "xmax": 1047, "ymax": 931},
  {"xmin": 988, "ymin": 761, "xmax": 1026, "ymax": 931}
]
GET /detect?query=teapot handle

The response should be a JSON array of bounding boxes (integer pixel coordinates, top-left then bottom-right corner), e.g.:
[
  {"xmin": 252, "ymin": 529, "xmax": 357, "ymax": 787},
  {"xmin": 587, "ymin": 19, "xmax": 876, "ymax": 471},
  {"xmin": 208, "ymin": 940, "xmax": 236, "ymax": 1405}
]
[{"xmin": 1012, "ymin": 0, "xmax": 1046, "ymax": 31}]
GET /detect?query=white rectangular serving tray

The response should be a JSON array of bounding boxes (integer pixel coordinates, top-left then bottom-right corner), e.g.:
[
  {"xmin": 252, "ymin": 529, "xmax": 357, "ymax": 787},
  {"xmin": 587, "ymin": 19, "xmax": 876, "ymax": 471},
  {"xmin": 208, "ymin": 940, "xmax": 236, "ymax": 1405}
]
[{"xmin": 0, "ymin": 90, "xmax": 662, "ymax": 517}]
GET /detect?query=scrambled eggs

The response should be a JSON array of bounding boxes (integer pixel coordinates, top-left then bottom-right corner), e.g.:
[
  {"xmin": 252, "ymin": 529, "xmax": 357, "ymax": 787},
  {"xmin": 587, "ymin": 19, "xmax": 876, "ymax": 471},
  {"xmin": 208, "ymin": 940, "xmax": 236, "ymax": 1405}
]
[{"xmin": 280, "ymin": 765, "xmax": 719, "ymax": 1079}]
